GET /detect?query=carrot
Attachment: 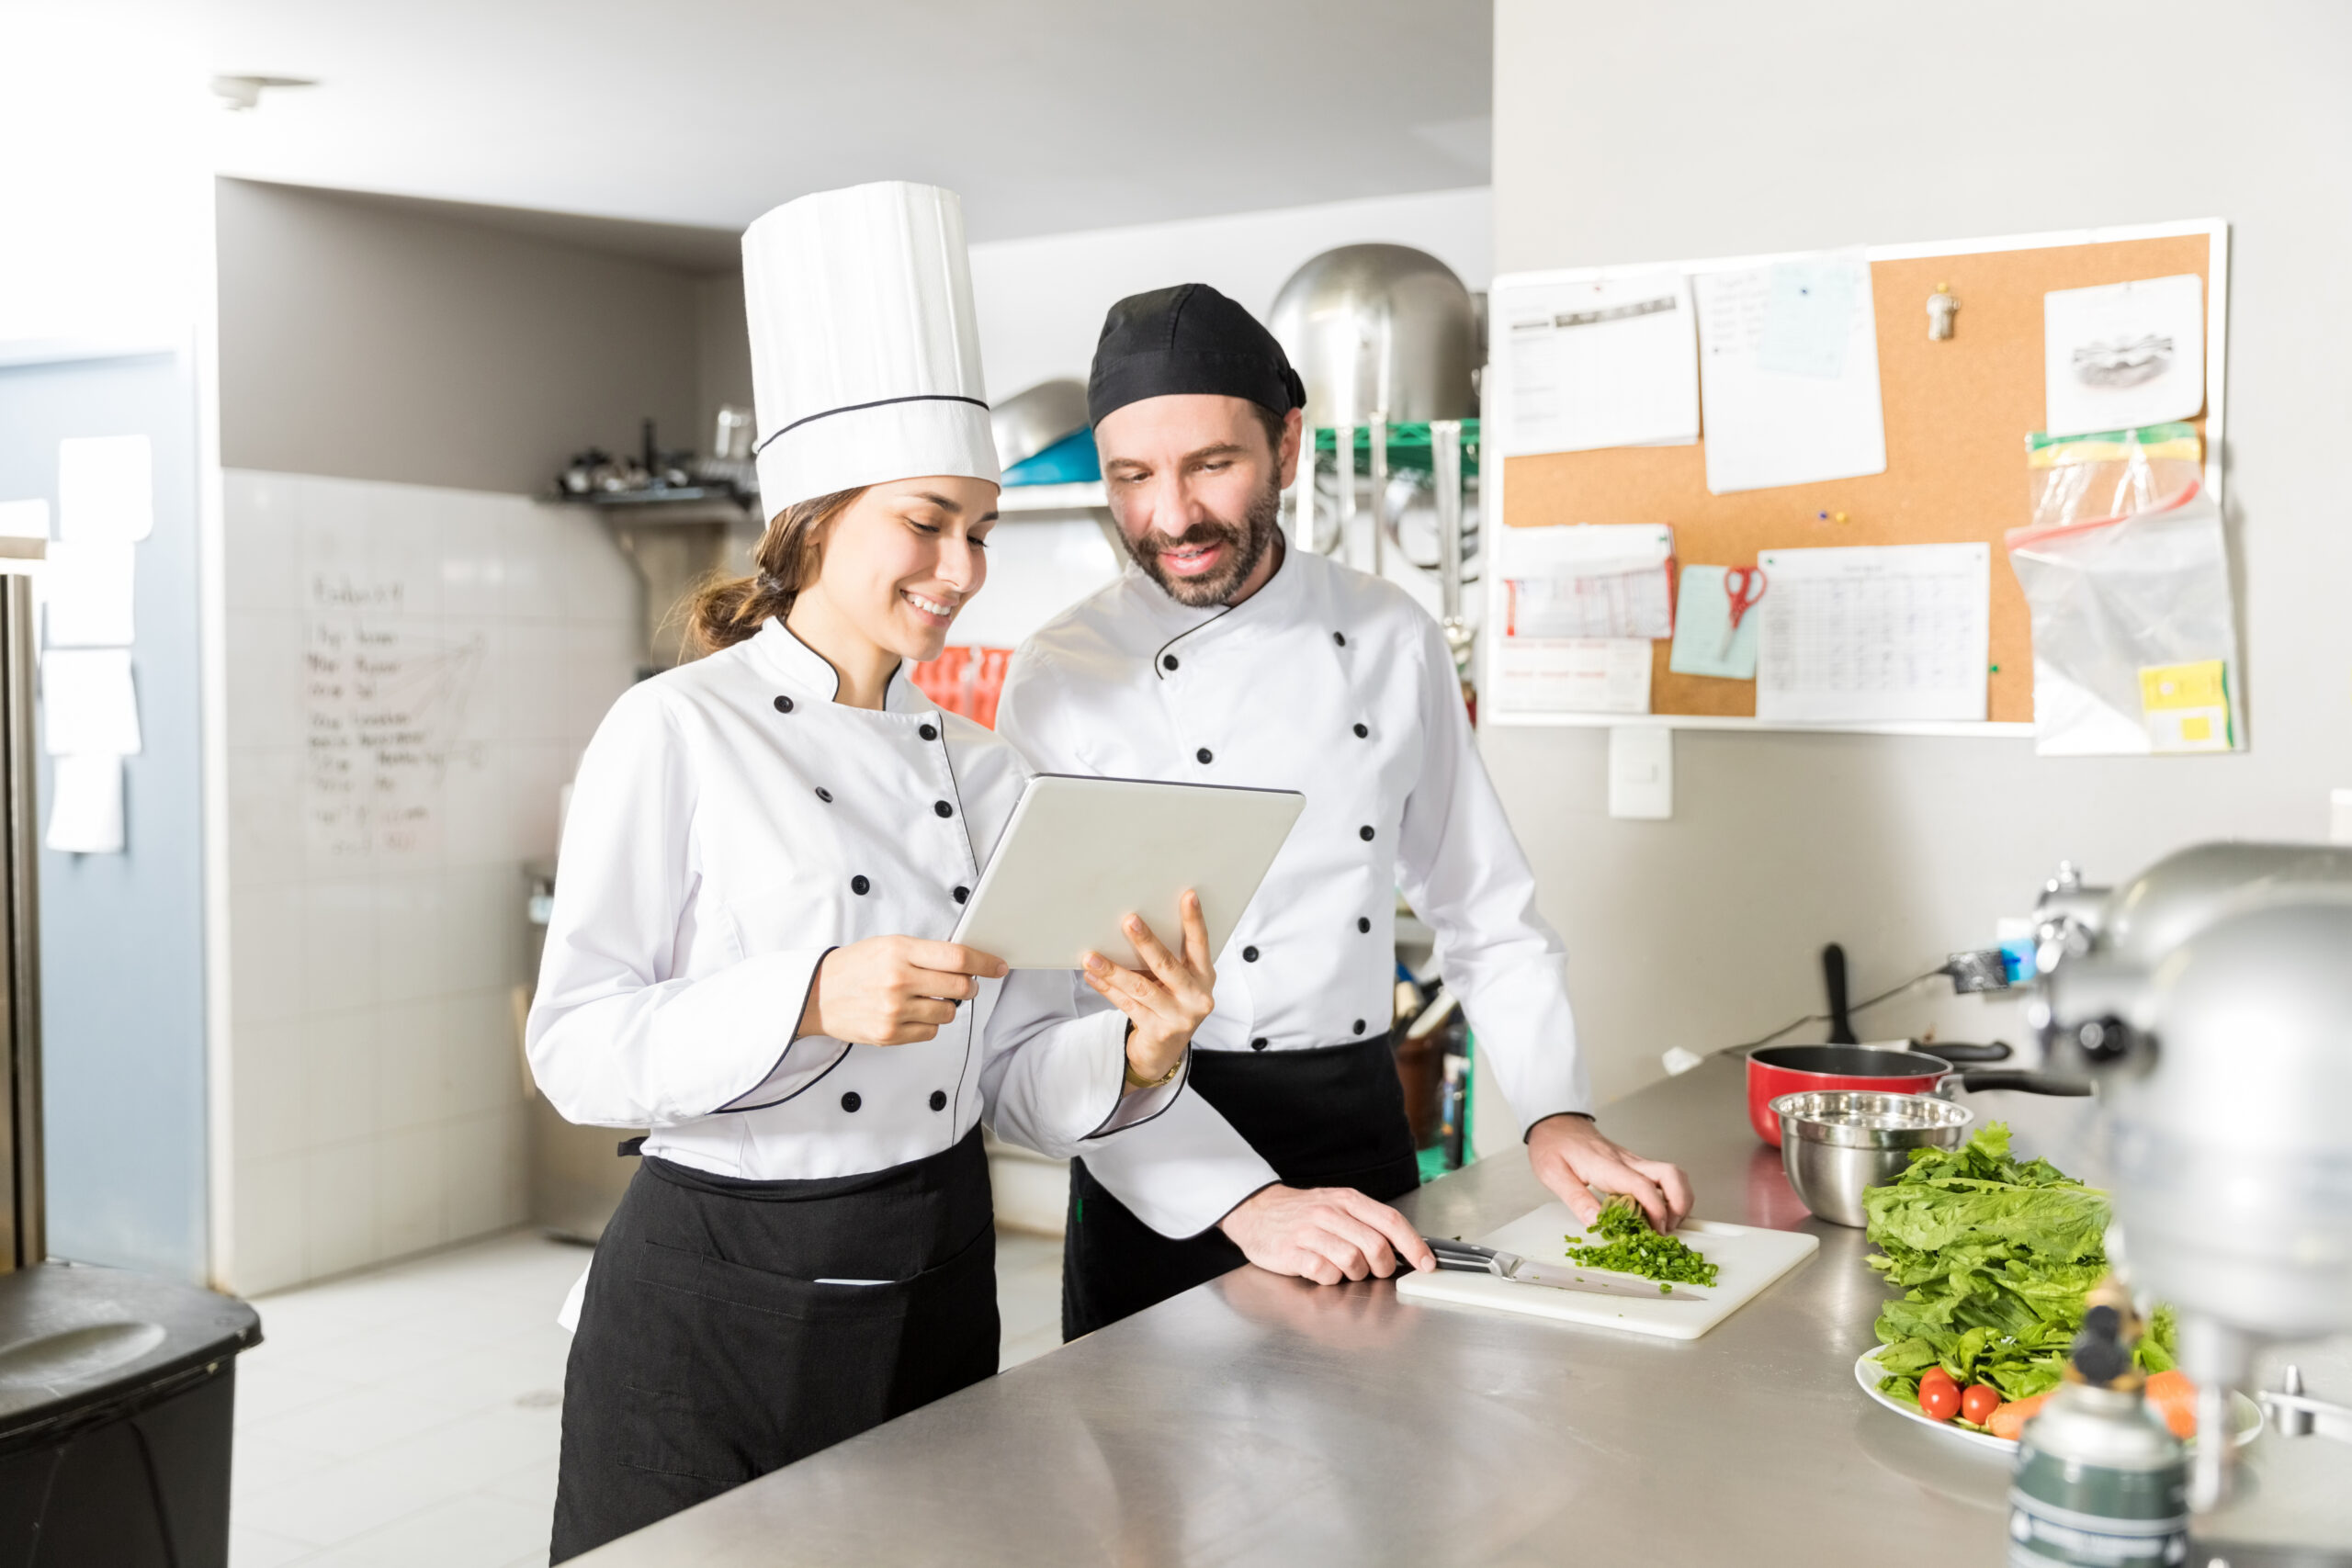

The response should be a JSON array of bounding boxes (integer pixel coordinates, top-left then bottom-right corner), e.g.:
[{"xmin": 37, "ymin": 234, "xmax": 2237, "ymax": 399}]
[
  {"xmin": 2145, "ymin": 1370, "xmax": 2198, "ymax": 1438},
  {"xmin": 1988, "ymin": 1392, "xmax": 2050, "ymax": 1442}
]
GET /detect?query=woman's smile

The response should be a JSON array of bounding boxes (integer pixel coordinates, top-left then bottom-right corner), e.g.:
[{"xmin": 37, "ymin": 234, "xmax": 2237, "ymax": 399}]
[{"xmin": 901, "ymin": 587, "xmax": 958, "ymax": 625}]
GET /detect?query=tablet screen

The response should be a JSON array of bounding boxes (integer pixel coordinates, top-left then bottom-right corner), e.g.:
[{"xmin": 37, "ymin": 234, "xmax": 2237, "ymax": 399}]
[{"xmin": 950, "ymin": 774, "xmax": 1305, "ymax": 969}]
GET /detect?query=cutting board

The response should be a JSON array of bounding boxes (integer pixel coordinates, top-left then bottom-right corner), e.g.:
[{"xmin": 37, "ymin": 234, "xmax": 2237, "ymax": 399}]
[{"xmin": 1394, "ymin": 1202, "xmax": 1818, "ymax": 1339}]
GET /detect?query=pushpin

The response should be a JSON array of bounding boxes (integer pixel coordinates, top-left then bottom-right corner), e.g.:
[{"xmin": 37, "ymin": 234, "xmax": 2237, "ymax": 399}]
[
  {"xmin": 1833, "ymin": 512, "xmax": 1849, "ymax": 524},
  {"xmin": 1927, "ymin": 281, "xmax": 1958, "ymax": 341}
]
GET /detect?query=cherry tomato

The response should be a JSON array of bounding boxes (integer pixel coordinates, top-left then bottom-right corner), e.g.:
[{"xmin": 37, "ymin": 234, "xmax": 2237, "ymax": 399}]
[
  {"xmin": 1919, "ymin": 1377, "xmax": 1962, "ymax": 1423},
  {"xmin": 1962, "ymin": 1383, "xmax": 2001, "ymax": 1426},
  {"xmin": 1919, "ymin": 1366, "xmax": 1958, "ymax": 1400}
]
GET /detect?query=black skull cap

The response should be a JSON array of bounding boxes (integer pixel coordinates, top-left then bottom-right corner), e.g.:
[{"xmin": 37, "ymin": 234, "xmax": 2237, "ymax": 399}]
[{"xmin": 1087, "ymin": 283, "xmax": 1306, "ymax": 427}]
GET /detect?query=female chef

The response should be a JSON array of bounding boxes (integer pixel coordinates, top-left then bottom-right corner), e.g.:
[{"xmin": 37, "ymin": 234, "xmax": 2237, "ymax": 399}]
[{"xmin": 528, "ymin": 182, "xmax": 1215, "ymax": 1560}]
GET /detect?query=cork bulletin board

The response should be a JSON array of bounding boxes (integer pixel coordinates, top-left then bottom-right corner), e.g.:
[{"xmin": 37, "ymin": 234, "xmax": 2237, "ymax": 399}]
[{"xmin": 1483, "ymin": 220, "xmax": 2228, "ymax": 734}]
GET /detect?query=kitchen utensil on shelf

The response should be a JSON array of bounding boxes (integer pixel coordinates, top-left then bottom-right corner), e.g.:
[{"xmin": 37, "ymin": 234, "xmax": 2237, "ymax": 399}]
[
  {"xmin": 1770, "ymin": 1090, "xmax": 1973, "ymax": 1227},
  {"xmin": 1744, "ymin": 1044, "xmax": 2088, "ymax": 1146},
  {"xmin": 989, "ymin": 378, "xmax": 1090, "ymax": 472},
  {"xmin": 1423, "ymin": 1237, "xmax": 1708, "ymax": 1301},
  {"xmin": 712, "ymin": 405, "xmax": 754, "ymax": 462}
]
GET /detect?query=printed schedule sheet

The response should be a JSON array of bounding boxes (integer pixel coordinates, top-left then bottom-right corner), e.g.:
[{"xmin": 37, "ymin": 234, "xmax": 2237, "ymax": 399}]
[{"xmin": 1754, "ymin": 543, "xmax": 1990, "ymax": 724}]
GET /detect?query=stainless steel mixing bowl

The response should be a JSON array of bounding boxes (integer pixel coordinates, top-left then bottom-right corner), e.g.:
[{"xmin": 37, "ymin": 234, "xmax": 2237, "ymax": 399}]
[{"xmin": 1770, "ymin": 1091, "xmax": 1975, "ymax": 1227}]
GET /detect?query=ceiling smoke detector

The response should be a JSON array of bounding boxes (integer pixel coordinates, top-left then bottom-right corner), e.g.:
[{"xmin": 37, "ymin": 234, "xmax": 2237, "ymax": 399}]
[{"xmin": 210, "ymin": 74, "xmax": 317, "ymax": 112}]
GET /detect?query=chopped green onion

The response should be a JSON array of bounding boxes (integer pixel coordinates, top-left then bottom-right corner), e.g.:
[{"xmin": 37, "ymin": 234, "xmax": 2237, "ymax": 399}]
[{"xmin": 1563, "ymin": 1194, "xmax": 1718, "ymax": 1289}]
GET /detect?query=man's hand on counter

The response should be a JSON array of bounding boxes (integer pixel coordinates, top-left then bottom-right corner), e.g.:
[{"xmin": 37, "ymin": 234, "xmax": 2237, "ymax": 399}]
[
  {"xmin": 1527, "ymin": 1113, "xmax": 1693, "ymax": 1234},
  {"xmin": 1217, "ymin": 1186, "xmax": 1438, "ymax": 1285}
]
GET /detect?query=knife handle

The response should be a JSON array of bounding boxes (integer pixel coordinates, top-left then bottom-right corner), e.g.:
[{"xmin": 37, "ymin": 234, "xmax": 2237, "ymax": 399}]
[{"xmin": 1425, "ymin": 1237, "xmax": 1499, "ymax": 1274}]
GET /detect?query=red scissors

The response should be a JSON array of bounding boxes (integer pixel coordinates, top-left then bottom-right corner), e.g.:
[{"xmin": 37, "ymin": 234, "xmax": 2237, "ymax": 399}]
[{"xmin": 1719, "ymin": 566, "xmax": 1767, "ymax": 656}]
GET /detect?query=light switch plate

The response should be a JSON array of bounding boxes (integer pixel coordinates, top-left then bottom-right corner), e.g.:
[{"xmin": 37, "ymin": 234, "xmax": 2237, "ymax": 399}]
[
  {"xmin": 1608, "ymin": 725, "xmax": 1673, "ymax": 819},
  {"xmin": 2331, "ymin": 788, "xmax": 2352, "ymax": 846}
]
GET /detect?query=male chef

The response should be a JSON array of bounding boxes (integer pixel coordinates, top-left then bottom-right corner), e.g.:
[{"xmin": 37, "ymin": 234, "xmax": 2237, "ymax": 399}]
[{"xmin": 997, "ymin": 284, "xmax": 1694, "ymax": 1337}]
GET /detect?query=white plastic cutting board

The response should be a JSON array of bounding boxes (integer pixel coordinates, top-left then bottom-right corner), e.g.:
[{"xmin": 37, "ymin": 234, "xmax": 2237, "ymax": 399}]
[{"xmin": 1395, "ymin": 1202, "xmax": 1818, "ymax": 1339}]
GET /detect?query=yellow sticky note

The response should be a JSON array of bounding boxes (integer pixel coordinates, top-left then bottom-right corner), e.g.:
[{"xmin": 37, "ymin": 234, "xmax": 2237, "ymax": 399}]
[{"xmin": 2139, "ymin": 660, "xmax": 2233, "ymax": 752}]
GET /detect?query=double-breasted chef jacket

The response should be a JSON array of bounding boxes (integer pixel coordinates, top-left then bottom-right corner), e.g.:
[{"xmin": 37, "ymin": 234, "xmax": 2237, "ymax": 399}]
[
  {"xmin": 526, "ymin": 617, "xmax": 1187, "ymax": 1185},
  {"xmin": 997, "ymin": 544, "xmax": 1593, "ymax": 1239}
]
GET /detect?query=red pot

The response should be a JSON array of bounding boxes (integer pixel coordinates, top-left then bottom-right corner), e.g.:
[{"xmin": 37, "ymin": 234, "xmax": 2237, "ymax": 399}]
[{"xmin": 1745, "ymin": 1045, "xmax": 1953, "ymax": 1146}]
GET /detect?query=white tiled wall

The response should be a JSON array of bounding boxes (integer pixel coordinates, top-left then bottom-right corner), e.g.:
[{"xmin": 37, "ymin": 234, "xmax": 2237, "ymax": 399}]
[{"xmin": 220, "ymin": 471, "xmax": 638, "ymax": 1295}]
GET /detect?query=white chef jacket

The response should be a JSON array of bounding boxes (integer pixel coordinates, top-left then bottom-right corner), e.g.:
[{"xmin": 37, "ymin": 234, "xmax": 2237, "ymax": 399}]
[
  {"xmin": 997, "ymin": 545, "xmax": 1591, "ymax": 1238},
  {"xmin": 526, "ymin": 617, "xmax": 1186, "ymax": 1184}
]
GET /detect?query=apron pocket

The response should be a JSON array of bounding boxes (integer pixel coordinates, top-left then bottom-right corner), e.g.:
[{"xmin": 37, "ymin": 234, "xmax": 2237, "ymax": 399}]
[{"xmin": 616, "ymin": 1224, "xmax": 997, "ymax": 1484}]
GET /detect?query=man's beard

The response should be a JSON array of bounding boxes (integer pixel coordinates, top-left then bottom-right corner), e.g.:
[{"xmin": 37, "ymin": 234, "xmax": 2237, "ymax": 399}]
[{"xmin": 1122, "ymin": 477, "xmax": 1282, "ymax": 609}]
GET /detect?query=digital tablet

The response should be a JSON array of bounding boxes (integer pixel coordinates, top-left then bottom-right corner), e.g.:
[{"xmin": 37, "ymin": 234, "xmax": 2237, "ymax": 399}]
[{"xmin": 950, "ymin": 774, "xmax": 1306, "ymax": 971}]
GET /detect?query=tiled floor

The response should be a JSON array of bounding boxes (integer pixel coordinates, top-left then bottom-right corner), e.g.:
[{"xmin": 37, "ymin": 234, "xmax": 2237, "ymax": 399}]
[{"xmin": 229, "ymin": 1225, "xmax": 1069, "ymax": 1567}]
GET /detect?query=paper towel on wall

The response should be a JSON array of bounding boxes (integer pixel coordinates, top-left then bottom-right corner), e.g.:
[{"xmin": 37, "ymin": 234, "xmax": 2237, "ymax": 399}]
[
  {"xmin": 41, "ymin": 538, "xmax": 135, "ymax": 647},
  {"xmin": 41, "ymin": 648, "xmax": 141, "ymax": 756},
  {"xmin": 45, "ymin": 754, "xmax": 124, "ymax": 853}
]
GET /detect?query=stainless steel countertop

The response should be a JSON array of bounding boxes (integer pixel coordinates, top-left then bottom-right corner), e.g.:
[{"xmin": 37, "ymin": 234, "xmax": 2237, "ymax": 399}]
[{"xmin": 581, "ymin": 1054, "xmax": 2351, "ymax": 1565}]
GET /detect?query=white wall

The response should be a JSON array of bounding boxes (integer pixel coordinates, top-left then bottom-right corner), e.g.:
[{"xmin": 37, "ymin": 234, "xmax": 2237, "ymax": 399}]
[
  {"xmin": 217, "ymin": 179, "xmax": 706, "ymax": 498},
  {"xmin": 1486, "ymin": 0, "xmax": 2352, "ymax": 1108},
  {"xmin": 0, "ymin": 9, "xmax": 210, "ymax": 354},
  {"xmin": 220, "ymin": 470, "xmax": 638, "ymax": 1293},
  {"xmin": 969, "ymin": 186, "xmax": 1491, "ymax": 400}
]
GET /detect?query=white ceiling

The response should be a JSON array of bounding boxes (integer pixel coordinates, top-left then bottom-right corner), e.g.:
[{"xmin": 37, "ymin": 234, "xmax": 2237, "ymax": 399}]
[{"xmin": 196, "ymin": 0, "xmax": 1492, "ymax": 243}]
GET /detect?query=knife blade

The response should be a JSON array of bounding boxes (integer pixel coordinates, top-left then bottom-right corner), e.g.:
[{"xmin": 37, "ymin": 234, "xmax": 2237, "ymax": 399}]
[
  {"xmin": 1423, "ymin": 1236, "xmax": 1708, "ymax": 1302},
  {"xmin": 1508, "ymin": 1258, "xmax": 1709, "ymax": 1301}
]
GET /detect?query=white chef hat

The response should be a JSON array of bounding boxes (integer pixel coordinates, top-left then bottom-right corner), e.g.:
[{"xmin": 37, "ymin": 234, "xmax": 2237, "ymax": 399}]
[{"xmin": 741, "ymin": 181, "xmax": 1000, "ymax": 517}]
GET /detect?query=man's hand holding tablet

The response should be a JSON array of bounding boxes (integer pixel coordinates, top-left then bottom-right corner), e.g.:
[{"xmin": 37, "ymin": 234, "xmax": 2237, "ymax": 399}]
[{"xmin": 1084, "ymin": 890, "xmax": 1216, "ymax": 1089}]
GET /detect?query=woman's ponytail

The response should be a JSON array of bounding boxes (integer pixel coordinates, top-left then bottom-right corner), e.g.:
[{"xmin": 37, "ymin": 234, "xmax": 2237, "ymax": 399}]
[{"xmin": 682, "ymin": 485, "xmax": 866, "ymax": 659}]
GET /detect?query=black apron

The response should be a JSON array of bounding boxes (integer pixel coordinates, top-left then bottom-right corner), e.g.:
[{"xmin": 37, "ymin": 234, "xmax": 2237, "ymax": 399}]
[
  {"xmin": 551, "ymin": 1128, "xmax": 998, "ymax": 1561},
  {"xmin": 1061, "ymin": 1037, "xmax": 1419, "ymax": 1340}
]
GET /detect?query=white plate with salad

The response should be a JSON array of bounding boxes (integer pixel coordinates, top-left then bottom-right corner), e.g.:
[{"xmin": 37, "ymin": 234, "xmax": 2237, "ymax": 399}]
[
  {"xmin": 1855, "ymin": 1121, "xmax": 2265, "ymax": 1455},
  {"xmin": 1855, "ymin": 1348, "xmax": 2263, "ymax": 1453}
]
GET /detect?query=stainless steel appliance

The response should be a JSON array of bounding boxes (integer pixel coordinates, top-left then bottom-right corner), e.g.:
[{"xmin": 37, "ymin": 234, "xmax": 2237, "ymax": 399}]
[
  {"xmin": 0, "ymin": 568, "xmax": 40, "ymax": 1267},
  {"xmin": 596, "ymin": 500, "xmax": 763, "ymax": 677},
  {"xmin": 1270, "ymin": 245, "xmax": 1484, "ymax": 689},
  {"xmin": 2030, "ymin": 841, "xmax": 2352, "ymax": 1559},
  {"xmin": 0, "ymin": 547, "xmax": 260, "ymax": 1564}
]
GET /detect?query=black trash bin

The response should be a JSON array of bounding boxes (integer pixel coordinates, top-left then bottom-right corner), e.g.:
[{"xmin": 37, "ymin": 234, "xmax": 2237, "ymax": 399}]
[{"xmin": 0, "ymin": 1261, "xmax": 260, "ymax": 1567}]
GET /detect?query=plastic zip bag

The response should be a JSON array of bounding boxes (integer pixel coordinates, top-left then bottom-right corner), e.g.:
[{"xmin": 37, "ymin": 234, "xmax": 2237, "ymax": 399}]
[
  {"xmin": 2027, "ymin": 423, "xmax": 2202, "ymax": 531},
  {"xmin": 2006, "ymin": 427, "xmax": 2239, "ymax": 756}
]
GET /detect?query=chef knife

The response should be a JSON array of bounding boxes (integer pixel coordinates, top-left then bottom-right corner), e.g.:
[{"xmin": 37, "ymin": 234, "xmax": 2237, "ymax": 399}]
[{"xmin": 1423, "ymin": 1236, "xmax": 1709, "ymax": 1302}]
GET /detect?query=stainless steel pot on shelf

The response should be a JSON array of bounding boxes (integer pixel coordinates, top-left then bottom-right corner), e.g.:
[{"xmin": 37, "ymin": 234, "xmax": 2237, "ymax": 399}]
[
  {"xmin": 1271, "ymin": 243, "xmax": 1484, "ymax": 685},
  {"xmin": 1268, "ymin": 243, "xmax": 1479, "ymax": 429}
]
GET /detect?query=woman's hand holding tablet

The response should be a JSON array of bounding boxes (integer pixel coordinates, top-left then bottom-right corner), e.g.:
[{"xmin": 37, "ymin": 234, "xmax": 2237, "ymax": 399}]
[
  {"xmin": 796, "ymin": 937, "xmax": 1010, "ymax": 1045},
  {"xmin": 794, "ymin": 899, "xmax": 1214, "ymax": 1082},
  {"xmin": 1084, "ymin": 889, "xmax": 1216, "ymax": 1089}
]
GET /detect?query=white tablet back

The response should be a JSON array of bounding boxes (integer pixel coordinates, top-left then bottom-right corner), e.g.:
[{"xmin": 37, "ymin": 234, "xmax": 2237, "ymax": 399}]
[{"xmin": 951, "ymin": 775, "xmax": 1305, "ymax": 970}]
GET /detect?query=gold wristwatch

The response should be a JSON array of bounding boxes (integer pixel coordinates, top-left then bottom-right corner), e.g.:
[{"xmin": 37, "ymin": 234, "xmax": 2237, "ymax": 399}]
[{"xmin": 1123, "ymin": 1032, "xmax": 1184, "ymax": 1089}]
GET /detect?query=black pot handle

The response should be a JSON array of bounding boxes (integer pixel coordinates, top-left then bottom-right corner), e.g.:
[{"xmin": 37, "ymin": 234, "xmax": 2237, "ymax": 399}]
[
  {"xmin": 1823, "ymin": 943, "xmax": 1857, "ymax": 1045},
  {"xmin": 1928, "ymin": 1041, "xmax": 2014, "ymax": 1064},
  {"xmin": 1958, "ymin": 1069, "xmax": 2092, "ymax": 1097}
]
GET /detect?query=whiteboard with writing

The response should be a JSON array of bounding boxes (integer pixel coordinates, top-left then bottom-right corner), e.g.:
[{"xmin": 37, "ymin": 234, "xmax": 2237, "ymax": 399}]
[{"xmin": 305, "ymin": 573, "xmax": 488, "ymax": 861}]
